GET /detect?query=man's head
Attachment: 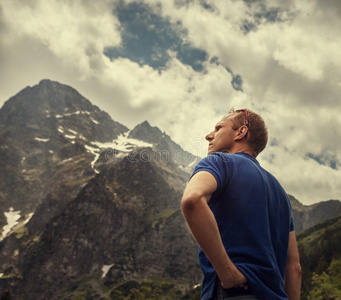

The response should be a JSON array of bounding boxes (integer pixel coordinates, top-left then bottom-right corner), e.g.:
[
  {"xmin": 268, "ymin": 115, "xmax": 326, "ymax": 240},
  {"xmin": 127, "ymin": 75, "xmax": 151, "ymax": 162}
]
[{"xmin": 205, "ymin": 108, "xmax": 268, "ymax": 157}]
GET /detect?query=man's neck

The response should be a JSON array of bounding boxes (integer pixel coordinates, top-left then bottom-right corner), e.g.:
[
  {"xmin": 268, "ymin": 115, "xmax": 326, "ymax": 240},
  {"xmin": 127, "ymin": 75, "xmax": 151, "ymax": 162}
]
[{"xmin": 229, "ymin": 144, "xmax": 255, "ymax": 157}]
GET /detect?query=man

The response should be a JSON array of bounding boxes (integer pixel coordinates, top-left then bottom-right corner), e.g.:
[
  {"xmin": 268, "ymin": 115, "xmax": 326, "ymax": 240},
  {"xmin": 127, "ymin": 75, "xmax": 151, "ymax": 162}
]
[{"xmin": 181, "ymin": 109, "xmax": 301, "ymax": 300}]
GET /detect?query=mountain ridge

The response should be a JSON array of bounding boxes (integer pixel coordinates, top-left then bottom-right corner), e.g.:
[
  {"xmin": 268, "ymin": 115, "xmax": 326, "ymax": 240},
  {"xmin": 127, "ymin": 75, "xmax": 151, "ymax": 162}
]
[
  {"xmin": 288, "ymin": 195, "xmax": 341, "ymax": 233},
  {"xmin": 0, "ymin": 79, "xmax": 340, "ymax": 299}
]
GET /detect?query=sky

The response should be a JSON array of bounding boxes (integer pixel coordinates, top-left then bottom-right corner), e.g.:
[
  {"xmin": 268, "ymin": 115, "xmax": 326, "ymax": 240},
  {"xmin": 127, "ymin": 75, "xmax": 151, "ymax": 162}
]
[{"xmin": 0, "ymin": 0, "xmax": 340, "ymax": 205}]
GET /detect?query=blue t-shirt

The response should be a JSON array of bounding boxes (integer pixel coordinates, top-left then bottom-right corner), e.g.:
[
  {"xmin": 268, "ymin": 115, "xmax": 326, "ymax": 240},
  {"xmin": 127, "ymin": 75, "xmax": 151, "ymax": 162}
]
[{"xmin": 191, "ymin": 152, "xmax": 294, "ymax": 300}]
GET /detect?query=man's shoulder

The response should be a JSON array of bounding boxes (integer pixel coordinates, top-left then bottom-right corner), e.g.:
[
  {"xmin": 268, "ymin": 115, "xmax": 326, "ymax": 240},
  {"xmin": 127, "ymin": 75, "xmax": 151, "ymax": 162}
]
[
  {"xmin": 193, "ymin": 153, "xmax": 232, "ymax": 175},
  {"xmin": 198, "ymin": 152, "xmax": 255, "ymax": 167},
  {"xmin": 199, "ymin": 152, "xmax": 233, "ymax": 164}
]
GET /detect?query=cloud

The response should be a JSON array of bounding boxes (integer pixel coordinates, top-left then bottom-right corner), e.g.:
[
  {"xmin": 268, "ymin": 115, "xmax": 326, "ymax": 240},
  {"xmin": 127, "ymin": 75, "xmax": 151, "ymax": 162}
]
[
  {"xmin": 0, "ymin": 0, "xmax": 121, "ymax": 87},
  {"xmin": 95, "ymin": 53, "xmax": 247, "ymax": 151},
  {"xmin": 0, "ymin": 0, "xmax": 340, "ymax": 204},
  {"xmin": 260, "ymin": 145, "xmax": 341, "ymax": 205},
  {"xmin": 140, "ymin": 0, "xmax": 341, "ymax": 197}
]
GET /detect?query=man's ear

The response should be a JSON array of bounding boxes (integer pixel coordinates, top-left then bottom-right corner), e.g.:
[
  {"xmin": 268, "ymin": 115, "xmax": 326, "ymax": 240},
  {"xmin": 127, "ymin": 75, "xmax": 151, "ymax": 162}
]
[{"xmin": 235, "ymin": 125, "xmax": 248, "ymax": 140}]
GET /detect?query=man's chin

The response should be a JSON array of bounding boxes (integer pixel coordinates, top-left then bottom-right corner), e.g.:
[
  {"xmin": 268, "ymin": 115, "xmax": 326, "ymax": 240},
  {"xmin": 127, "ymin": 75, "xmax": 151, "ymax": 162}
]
[{"xmin": 207, "ymin": 149, "xmax": 214, "ymax": 155}]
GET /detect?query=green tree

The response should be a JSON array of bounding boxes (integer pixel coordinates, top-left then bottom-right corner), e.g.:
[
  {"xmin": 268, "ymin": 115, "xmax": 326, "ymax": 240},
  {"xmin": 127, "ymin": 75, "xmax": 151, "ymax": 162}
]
[{"xmin": 307, "ymin": 258, "xmax": 341, "ymax": 300}]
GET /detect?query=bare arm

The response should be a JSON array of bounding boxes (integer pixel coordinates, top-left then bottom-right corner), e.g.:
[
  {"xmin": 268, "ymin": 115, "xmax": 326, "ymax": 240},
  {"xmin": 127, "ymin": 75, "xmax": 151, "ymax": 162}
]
[
  {"xmin": 284, "ymin": 231, "xmax": 302, "ymax": 300},
  {"xmin": 181, "ymin": 171, "xmax": 247, "ymax": 289}
]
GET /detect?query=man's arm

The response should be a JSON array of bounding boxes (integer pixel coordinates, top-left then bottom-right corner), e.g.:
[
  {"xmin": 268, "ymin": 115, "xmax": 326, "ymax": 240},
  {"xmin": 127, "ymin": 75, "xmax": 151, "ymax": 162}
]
[
  {"xmin": 284, "ymin": 231, "xmax": 302, "ymax": 300},
  {"xmin": 181, "ymin": 171, "xmax": 247, "ymax": 289}
]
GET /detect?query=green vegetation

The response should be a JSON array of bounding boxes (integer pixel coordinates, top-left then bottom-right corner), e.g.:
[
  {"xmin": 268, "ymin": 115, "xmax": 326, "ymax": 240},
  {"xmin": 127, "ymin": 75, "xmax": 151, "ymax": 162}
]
[
  {"xmin": 108, "ymin": 279, "xmax": 181, "ymax": 300},
  {"xmin": 14, "ymin": 225, "xmax": 28, "ymax": 239},
  {"xmin": 298, "ymin": 216, "xmax": 341, "ymax": 299},
  {"xmin": 57, "ymin": 276, "xmax": 200, "ymax": 300},
  {"xmin": 307, "ymin": 258, "xmax": 341, "ymax": 300},
  {"xmin": 60, "ymin": 278, "xmax": 107, "ymax": 300}
]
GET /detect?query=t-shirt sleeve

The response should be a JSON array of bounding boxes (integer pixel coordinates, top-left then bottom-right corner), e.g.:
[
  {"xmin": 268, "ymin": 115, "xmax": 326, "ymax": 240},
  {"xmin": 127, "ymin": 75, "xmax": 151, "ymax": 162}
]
[
  {"xmin": 190, "ymin": 153, "xmax": 230, "ymax": 194},
  {"xmin": 289, "ymin": 216, "xmax": 295, "ymax": 231},
  {"xmin": 286, "ymin": 195, "xmax": 295, "ymax": 232}
]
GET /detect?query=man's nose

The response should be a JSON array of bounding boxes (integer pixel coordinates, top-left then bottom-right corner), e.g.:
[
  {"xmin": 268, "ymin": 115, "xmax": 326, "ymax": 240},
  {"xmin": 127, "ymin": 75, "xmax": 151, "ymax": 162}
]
[{"xmin": 205, "ymin": 131, "xmax": 214, "ymax": 141}]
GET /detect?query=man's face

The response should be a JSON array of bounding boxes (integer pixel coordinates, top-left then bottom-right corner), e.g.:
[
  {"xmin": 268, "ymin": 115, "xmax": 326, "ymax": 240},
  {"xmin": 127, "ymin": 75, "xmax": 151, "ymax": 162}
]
[{"xmin": 205, "ymin": 115, "xmax": 237, "ymax": 154}]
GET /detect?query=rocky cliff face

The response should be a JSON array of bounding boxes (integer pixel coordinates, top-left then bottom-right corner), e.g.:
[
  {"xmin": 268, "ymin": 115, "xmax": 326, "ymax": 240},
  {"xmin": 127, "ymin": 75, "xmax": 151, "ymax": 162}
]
[
  {"xmin": 7, "ymin": 152, "xmax": 200, "ymax": 299},
  {"xmin": 289, "ymin": 195, "xmax": 341, "ymax": 233},
  {"xmin": 0, "ymin": 80, "xmax": 339, "ymax": 299}
]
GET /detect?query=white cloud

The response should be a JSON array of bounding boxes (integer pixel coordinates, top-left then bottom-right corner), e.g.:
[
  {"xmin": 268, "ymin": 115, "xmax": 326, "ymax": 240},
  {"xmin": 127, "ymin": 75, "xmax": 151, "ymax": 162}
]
[
  {"xmin": 259, "ymin": 145, "xmax": 341, "ymax": 205},
  {"xmin": 272, "ymin": 8, "xmax": 341, "ymax": 82},
  {"xmin": 96, "ymin": 54, "xmax": 248, "ymax": 153},
  {"xmin": 0, "ymin": 0, "xmax": 340, "ymax": 205},
  {"xmin": 0, "ymin": 0, "xmax": 121, "ymax": 80}
]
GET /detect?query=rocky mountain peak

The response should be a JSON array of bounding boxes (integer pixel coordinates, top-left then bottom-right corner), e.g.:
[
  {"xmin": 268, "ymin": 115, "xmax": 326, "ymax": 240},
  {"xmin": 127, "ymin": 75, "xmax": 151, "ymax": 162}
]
[
  {"xmin": 128, "ymin": 120, "xmax": 163, "ymax": 144},
  {"xmin": 0, "ymin": 79, "xmax": 89, "ymax": 124},
  {"xmin": 0, "ymin": 80, "xmax": 130, "ymax": 223},
  {"xmin": 129, "ymin": 120, "xmax": 200, "ymax": 169},
  {"xmin": 0, "ymin": 79, "xmax": 128, "ymax": 142}
]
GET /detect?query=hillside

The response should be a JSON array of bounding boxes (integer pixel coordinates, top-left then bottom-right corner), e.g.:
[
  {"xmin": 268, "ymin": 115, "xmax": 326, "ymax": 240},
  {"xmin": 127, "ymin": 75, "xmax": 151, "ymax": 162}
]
[{"xmin": 297, "ymin": 216, "xmax": 341, "ymax": 299}]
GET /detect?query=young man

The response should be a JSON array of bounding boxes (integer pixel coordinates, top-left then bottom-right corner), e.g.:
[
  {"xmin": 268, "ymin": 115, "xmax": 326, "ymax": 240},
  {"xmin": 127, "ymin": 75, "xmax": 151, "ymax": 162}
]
[{"xmin": 181, "ymin": 109, "xmax": 301, "ymax": 300}]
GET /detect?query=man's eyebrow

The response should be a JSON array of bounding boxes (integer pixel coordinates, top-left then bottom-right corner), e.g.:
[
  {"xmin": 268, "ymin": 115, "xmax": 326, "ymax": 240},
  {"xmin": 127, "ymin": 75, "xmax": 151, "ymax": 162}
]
[{"xmin": 215, "ymin": 123, "xmax": 223, "ymax": 129}]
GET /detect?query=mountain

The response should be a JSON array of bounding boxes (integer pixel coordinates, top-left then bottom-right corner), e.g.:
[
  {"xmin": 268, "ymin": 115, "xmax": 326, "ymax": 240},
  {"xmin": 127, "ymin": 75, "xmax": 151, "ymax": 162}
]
[
  {"xmin": 128, "ymin": 121, "xmax": 200, "ymax": 171},
  {"xmin": 0, "ymin": 79, "xmax": 340, "ymax": 299},
  {"xmin": 0, "ymin": 79, "xmax": 199, "ymax": 234},
  {"xmin": 0, "ymin": 79, "xmax": 128, "ymax": 223},
  {"xmin": 289, "ymin": 195, "xmax": 341, "ymax": 233},
  {"xmin": 0, "ymin": 79, "xmax": 128, "ymax": 142},
  {"xmin": 1, "ymin": 151, "xmax": 201, "ymax": 299},
  {"xmin": 0, "ymin": 80, "xmax": 201, "ymax": 299}
]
